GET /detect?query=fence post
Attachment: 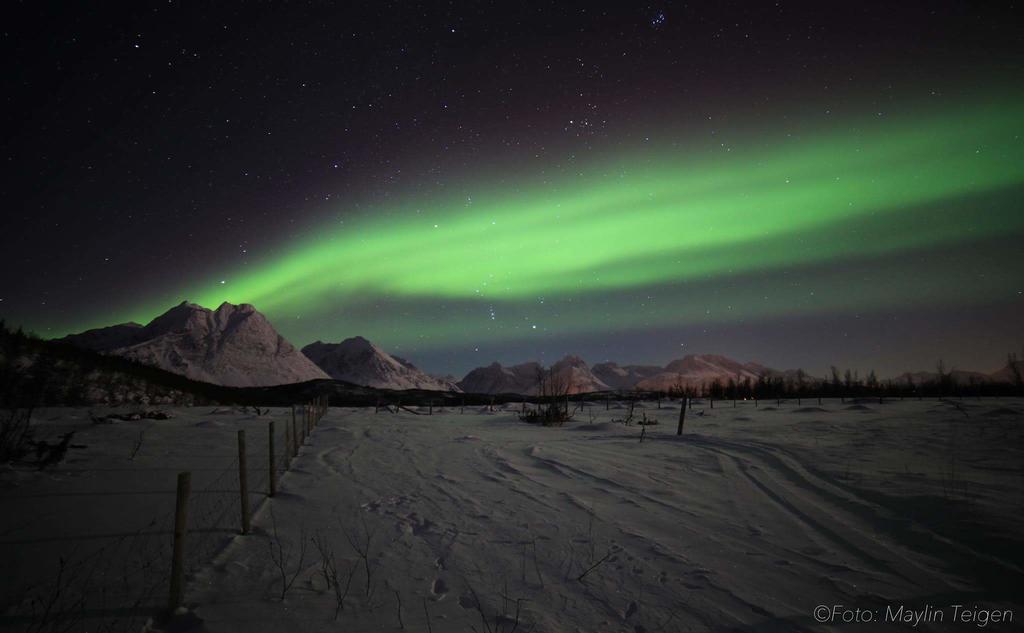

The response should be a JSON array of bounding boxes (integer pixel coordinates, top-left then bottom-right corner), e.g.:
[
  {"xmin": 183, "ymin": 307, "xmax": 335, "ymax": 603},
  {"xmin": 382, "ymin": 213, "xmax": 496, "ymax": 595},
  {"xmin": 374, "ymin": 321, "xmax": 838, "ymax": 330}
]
[
  {"xmin": 238, "ymin": 430, "xmax": 250, "ymax": 534},
  {"xmin": 168, "ymin": 471, "xmax": 191, "ymax": 612},
  {"xmin": 284, "ymin": 414, "xmax": 292, "ymax": 466},
  {"xmin": 268, "ymin": 421, "xmax": 276, "ymax": 497},
  {"xmin": 291, "ymin": 406, "xmax": 298, "ymax": 457},
  {"xmin": 677, "ymin": 397, "xmax": 687, "ymax": 435}
]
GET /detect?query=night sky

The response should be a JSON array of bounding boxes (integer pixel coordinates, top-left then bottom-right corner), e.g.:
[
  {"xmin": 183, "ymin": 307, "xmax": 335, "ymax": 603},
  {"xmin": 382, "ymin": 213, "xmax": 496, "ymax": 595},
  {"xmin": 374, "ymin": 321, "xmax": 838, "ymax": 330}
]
[{"xmin": 3, "ymin": 2, "xmax": 1023, "ymax": 378}]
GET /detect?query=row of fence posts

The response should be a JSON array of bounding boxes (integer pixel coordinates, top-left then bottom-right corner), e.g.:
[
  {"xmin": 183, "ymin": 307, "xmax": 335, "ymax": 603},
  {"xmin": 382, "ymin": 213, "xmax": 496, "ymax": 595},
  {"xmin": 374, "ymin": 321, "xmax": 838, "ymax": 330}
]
[{"xmin": 167, "ymin": 395, "xmax": 329, "ymax": 612}]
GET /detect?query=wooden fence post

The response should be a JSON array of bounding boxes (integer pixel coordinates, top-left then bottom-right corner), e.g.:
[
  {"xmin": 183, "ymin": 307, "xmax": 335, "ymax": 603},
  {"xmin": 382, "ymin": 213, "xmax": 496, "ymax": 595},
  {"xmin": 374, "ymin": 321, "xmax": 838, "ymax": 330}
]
[
  {"xmin": 284, "ymin": 415, "xmax": 292, "ymax": 466},
  {"xmin": 238, "ymin": 430, "xmax": 250, "ymax": 534},
  {"xmin": 291, "ymin": 406, "xmax": 298, "ymax": 457},
  {"xmin": 268, "ymin": 421, "xmax": 276, "ymax": 497},
  {"xmin": 677, "ymin": 398, "xmax": 687, "ymax": 436},
  {"xmin": 168, "ymin": 471, "xmax": 191, "ymax": 611}
]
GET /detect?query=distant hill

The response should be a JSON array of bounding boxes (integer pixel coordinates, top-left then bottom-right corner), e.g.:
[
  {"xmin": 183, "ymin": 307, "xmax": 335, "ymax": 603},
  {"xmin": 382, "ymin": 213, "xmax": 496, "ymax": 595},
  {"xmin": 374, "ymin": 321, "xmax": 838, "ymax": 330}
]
[
  {"xmin": 591, "ymin": 362, "xmax": 663, "ymax": 390},
  {"xmin": 895, "ymin": 369, "xmax": 993, "ymax": 386},
  {"xmin": 458, "ymin": 356, "xmax": 612, "ymax": 395},
  {"xmin": 460, "ymin": 354, "xmax": 822, "ymax": 395},
  {"xmin": 636, "ymin": 354, "xmax": 768, "ymax": 391},
  {"xmin": 458, "ymin": 361, "xmax": 543, "ymax": 394},
  {"xmin": 990, "ymin": 359, "xmax": 1024, "ymax": 385}
]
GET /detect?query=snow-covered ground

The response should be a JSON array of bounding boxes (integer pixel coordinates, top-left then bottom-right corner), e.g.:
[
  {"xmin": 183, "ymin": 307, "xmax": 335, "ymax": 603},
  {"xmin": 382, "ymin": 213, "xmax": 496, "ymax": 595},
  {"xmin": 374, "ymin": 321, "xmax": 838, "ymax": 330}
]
[
  {"xmin": 0, "ymin": 406, "xmax": 294, "ymax": 632},
  {"xmin": 3, "ymin": 399, "xmax": 1023, "ymax": 632}
]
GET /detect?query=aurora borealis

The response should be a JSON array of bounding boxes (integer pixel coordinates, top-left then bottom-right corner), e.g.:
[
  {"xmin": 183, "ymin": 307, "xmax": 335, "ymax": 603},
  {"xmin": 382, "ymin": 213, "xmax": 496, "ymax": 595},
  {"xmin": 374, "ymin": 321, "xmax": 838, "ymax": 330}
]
[
  {"xmin": 100, "ymin": 98, "xmax": 1024, "ymax": 347},
  {"xmin": 4, "ymin": 3, "xmax": 1023, "ymax": 377}
]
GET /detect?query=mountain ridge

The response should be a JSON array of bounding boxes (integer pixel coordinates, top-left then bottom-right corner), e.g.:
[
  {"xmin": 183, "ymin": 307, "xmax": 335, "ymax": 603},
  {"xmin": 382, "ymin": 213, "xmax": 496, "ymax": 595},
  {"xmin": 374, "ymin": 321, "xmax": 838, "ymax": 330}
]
[
  {"xmin": 54, "ymin": 302, "xmax": 1023, "ymax": 394},
  {"xmin": 302, "ymin": 336, "xmax": 460, "ymax": 392},
  {"xmin": 61, "ymin": 301, "xmax": 328, "ymax": 387}
]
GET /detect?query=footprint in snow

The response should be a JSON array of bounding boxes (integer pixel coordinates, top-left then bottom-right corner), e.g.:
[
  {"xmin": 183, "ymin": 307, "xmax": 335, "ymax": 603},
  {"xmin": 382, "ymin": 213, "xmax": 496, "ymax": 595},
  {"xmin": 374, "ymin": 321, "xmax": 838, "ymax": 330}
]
[
  {"xmin": 624, "ymin": 601, "xmax": 638, "ymax": 619},
  {"xmin": 431, "ymin": 578, "xmax": 448, "ymax": 600}
]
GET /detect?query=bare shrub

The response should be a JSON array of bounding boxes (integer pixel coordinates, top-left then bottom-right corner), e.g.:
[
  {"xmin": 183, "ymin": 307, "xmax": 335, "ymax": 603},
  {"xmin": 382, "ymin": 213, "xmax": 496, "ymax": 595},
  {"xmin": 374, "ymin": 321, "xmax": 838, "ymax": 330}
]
[
  {"xmin": 267, "ymin": 505, "xmax": 308, "ymax": 601},
  {"xmin": 341, "ymin": 512, "xmax": 379, "ymax": 601},
  {"xmin": 0, "ymin": 408, "xmax": 33, "ymax": 463},
  {"xmin": 519, "ymin": 367, "xmax": 573, "ymax": 426},
  {"xmin": 311, "ymin": 530, "xmax": 357, "ymax": 619}
]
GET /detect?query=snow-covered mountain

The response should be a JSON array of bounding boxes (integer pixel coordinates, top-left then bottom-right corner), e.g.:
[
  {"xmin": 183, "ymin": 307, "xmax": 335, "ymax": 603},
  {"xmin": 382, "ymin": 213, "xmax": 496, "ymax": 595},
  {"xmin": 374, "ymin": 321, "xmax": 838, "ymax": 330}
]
[
  {"xmin": 547, "ymin": 355, "xmax": 610, "ymax": 394},
  {"xmin": 591, "ymin": 362, "xmax": 663, "ymax": 391},
  {"xmin": 61, "ymin": 301, "xmax": 329, "ymax": 387},
  {"xmin": 990, "ymin": 359, "xmax": 1024, "ymax": 385},
  {"xmin": 458, "ymin": 356, "xmax": 609, "ymax": 395},
  {"xmin": 460, "ymin": 354, "xmax": 793, "ymax": 394},
  {"xmin": 636, "ymin": 354, "xmax": 766, "ymax": 391},
  {"xmin": 456, "ymin": 361, "xmax": 542, "ymax": 394},
  {"xmin": 895, "ymin": 369, "xmax": 993, "ymax": 386},
  {"xmin": 302, "ymin": 337, "xmax": 460, "ymax": 391}
]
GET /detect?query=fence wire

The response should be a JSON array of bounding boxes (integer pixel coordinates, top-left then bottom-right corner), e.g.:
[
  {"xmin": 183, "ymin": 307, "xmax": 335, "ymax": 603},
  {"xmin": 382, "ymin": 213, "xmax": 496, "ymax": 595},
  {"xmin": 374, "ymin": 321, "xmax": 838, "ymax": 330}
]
[{"xmin": 1, "ymin": 403, "xmax": 324, "ymax": 633}]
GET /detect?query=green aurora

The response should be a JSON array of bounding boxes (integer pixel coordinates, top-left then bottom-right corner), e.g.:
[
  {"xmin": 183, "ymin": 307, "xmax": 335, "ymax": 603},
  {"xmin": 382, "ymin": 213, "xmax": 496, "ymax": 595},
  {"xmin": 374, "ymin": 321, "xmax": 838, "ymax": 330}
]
[{"xmin": 65, "ymin": 97, "xmax": 1024, "ymax": 349}]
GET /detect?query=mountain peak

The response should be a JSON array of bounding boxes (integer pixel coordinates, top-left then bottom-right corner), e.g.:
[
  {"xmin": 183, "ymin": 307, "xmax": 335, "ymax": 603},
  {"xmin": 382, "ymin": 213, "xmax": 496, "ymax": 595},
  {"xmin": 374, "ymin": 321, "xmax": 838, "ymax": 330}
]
[
  {"xmin": 338, "ymin": 335, "xmax": 376, "ymax": 350},
  {"xmin": 302, "ymin": 337, "xmax": 458, "ymax": 392},
  {"xmin": 61, "ymin": 302, "xmax": 327, "ymax": 387},
  {"xmin": 459, "ymin": 357, "xmax": 608, "ymax": 395}
]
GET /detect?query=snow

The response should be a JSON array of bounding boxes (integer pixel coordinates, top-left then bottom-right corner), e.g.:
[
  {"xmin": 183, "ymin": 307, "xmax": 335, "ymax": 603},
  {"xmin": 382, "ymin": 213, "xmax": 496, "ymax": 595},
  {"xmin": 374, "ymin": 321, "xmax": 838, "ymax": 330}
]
[
  {"xmin": 303, "ymin": 337, "xmax": 459, "ymax": 392},
  {"xmin": 62, "ymin": 302, "xmax": 329, "ymax": 387},
  {"xmin": 2, "ymin": 399, "xmax": 1022, "ymax": 632}
]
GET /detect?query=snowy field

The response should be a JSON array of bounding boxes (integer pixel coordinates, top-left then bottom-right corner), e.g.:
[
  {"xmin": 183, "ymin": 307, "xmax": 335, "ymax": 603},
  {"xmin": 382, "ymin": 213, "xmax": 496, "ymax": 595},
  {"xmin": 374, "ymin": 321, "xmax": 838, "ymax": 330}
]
[
  {"xmin": 2, "ymin": 399, "xmax": 1023, "ymax": 632},
  {"xmin": 0, "ymin": 406, "xmax": 295, "ymax": 632}
]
